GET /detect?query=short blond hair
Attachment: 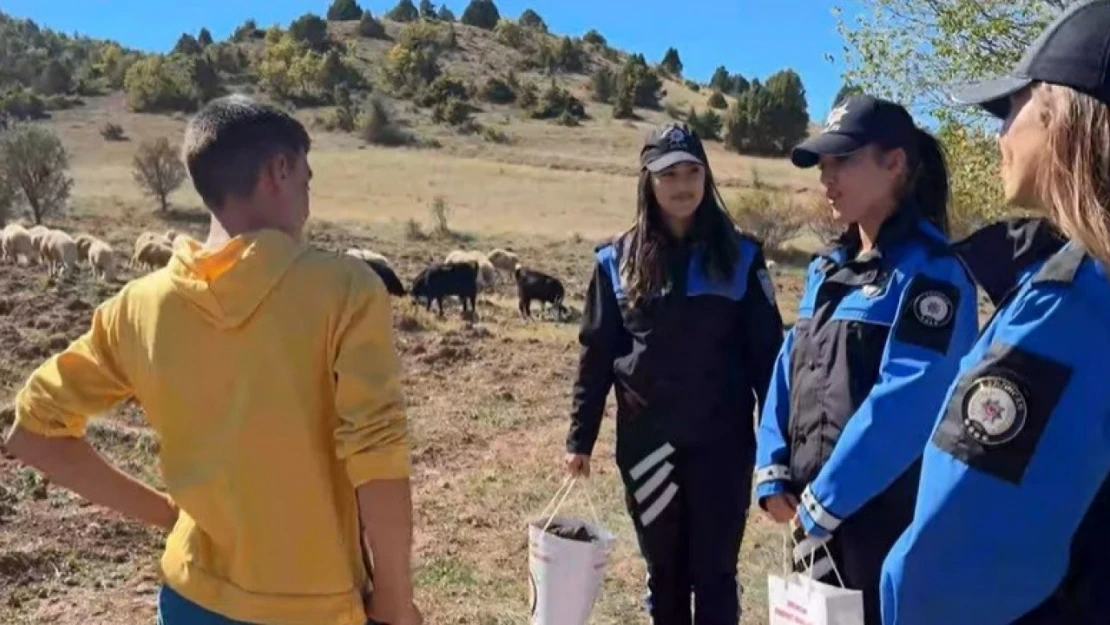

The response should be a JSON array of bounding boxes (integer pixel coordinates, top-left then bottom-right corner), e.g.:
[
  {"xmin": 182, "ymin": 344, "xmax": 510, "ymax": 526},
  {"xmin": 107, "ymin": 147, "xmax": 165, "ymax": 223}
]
[{"xmin": 1036, "ymin": 82, "xmax": 1110, "ymax": 266}]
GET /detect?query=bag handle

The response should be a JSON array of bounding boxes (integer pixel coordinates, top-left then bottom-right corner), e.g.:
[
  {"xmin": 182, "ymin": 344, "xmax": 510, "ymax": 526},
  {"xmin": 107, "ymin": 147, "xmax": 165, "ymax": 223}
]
[
  {"xmin": 539, "ymin": 475, "xmax": 602, "ymax": 532},
  {"xmin": 784, "ymin": 514, "xmax": 847, "ymax": 590}
]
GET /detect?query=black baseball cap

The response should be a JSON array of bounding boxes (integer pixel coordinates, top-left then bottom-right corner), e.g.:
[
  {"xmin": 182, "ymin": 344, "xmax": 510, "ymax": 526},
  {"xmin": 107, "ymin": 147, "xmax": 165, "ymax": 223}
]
[
  {"xmin": 947, "ymin": 0, "xmax": 1110, "ymax": 119},
  {"xmin": 640, "ymin": 122, "xmax": 708, "ymax": 173},
  {"xmin": 790, "ymin": 94, "xmax": 917, "ymax": 169}
]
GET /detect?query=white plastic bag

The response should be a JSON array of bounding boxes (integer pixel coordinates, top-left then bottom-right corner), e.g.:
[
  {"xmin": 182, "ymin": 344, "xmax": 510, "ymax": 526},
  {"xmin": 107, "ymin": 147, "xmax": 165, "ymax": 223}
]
[
  {"xmin": 767, "ymin": 529, "xmax": 864, "ymax": 625},
  {"xmin": 527, "ymin": 476, "xmax": 616, "ymax": 625}
]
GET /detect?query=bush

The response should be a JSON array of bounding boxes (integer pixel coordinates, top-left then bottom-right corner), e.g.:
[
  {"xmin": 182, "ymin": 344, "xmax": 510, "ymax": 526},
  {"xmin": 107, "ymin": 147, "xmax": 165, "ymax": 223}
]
[
  {"xmin": 416, "ymin": 75, "xmax": 469, "ymax": 107},
  {"xmin": 582, "ymin": 29, "xmax": 606, "ymax": 47},
  {"xmin": 530, "ymin": 83, "xmax": 585, "ymax": 121},
  {"xmin": 687, "ymin": 108, "xmax": 722, "ymax": 141},
  {"xmin": 590, "ymin": 68, "xmax": 616, "ymax": 103},
  {"xmin": 358, "ymin": 11, "xmax": 388, "ymax": 38},
  {"xmin": 289, "ymin": 13, "xmax": 330, "ymax": 51},
  {"xmin": 437, "ymin": 5, "xmax": 456, "ymax": 21},
  {"xmin": 685, "ymin": 80, "xmax": 701, "ymax": 92},
  {"xmin": 555, "ymin": 37, "xmax": 585, "ymax": 73},
  {"xmin": 461, "ymin": 0, "xmax": 500, "ymax": 29},
  {"xmin": 0, "ymin": 124, "xmax": 73, "ymax": 225},
  {"xmin": 386, "ymin": 0, "xmax": 419, "ymax": 22},
  {"xmin": 124, "ymin": 56, "xmax": 194, "ymax": 113},
  {"xmin": 480, "ymin": 76, "xmax": 515, "ymax": 103},
  {"xmin": 660, "ymin": 47, "xmax": 683, "ymax": 77},
  {"xmin": 616, "ymin": 55, "xmax": 662, "ymax": 111},
  {"xmin": 420, "ymin": 0, "xmax": 438, "ymax": 19},
  {"xmin": 328, "ymin": 0, "xmax": 363, "ymax": 21},
  {"xmin": 518, "ymin": 9, "xmax": 547, "ymax": 31},
  {"xmin": 432, "ymin": 98, "xmax": 471, "ymax": 125},
  {"xmin": 612, "ymin": 86, "xmax": 634, "ymax": 119},
  {"xmin": 495, "ymin": 20, "xmax": 527, "ymax": 50},
  {"xmin": 100, "ymin": 122, "xmax": 126, "ymax": 141},
  {"xmin": 398, "ymin": 20, "xmax": 455, "ymax": 52},
  {"xmin": 517, "ymin": 82, "xmax": 538, "ymax": 109},
  {"xmin": 729, "ymin": 190, "xmax": 806, "ymax": 252},
  {"xmin": 0, "ymin": 90, "xmax": 46, "ymax": 120},
  {"xmin": 197, "ymin": 28, "xmax": 214, "ymax": 47},
  {"xmin": 383, "ymin": 44, "xmax": 441, "ymax": 96},
  {"xmin": 358, "ymin": 97, "xmax": 414, "ymax": 146},
  {"xmin": 133, "ymin": 137, "xmax": 187, "ymax": 212},
  {"xmin": 707, "ymin": 91, "xmax": 728, "ymax": 109}
]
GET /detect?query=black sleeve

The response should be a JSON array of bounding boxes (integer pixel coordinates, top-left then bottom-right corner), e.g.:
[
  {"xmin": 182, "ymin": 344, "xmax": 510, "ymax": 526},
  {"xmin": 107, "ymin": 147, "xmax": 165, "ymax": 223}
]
[
  {"xmin": 566, "ymin": 261, "xmax": 623, "ymax": 455},
  {"xmin": 741, "ymin": 248, "xmax": 785, "ymax": 415}
]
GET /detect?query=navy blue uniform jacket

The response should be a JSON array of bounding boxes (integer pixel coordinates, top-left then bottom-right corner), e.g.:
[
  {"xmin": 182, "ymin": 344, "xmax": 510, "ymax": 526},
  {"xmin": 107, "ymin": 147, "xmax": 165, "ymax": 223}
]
[
  {"xmin": 881, "ymin": 219, "xmax": 1110, "ymax": 625},
  {"xmin": 754, "ymin": 209, "xmax": 980, "ymax": 539},
  {"xmin": 566, "ymin": 227, "xmax": 784, "ymax": 454}
]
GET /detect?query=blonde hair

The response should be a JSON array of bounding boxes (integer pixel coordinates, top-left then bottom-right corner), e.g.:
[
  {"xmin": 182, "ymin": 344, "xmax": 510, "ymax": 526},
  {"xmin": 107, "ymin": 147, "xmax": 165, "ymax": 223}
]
[{"xmin": 1036, "ymin": 82, "xmax": 1110, "ymax": 266}]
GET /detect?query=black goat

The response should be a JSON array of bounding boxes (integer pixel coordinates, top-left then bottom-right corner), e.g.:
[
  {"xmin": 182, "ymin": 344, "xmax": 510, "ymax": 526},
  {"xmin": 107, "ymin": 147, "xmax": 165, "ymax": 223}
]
[
  {"xmin": 365, "ymin": 259, "xmax": 406, "ymax": 297},
  {"xmin": 514, "ymin": 265, "xmax": 566, "ymax": 321},
  {"xmin": 411, "ymin": 261, "xmax": 478, "ymax": 317}
]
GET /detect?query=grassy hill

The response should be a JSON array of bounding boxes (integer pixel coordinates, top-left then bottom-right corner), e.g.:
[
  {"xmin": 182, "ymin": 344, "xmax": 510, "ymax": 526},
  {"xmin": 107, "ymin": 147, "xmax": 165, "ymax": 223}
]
[{"xmin": 0, "ymin": 5, "xmax": 840, "ymax": 625}]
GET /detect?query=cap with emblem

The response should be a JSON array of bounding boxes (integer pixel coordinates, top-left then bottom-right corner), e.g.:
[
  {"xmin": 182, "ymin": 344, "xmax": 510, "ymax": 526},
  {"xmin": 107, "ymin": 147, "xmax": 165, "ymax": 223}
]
[
  {"xmin": 790, "ymin": 94, "xmax": 918, "ymax": 169},
  {"xmin": 947, "ymin": 0, "xmax": 1110, "ymax": 119},
  {"xmin": 641, "ymin": 122, "xmax": 708, "ymax": 173}
]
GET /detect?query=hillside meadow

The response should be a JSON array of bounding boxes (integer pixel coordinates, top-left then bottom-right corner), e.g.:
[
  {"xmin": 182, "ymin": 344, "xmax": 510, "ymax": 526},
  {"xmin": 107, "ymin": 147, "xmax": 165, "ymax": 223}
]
[{"xmin": 0, "ymin": 5, "xmax": 853, "ymax": 624}]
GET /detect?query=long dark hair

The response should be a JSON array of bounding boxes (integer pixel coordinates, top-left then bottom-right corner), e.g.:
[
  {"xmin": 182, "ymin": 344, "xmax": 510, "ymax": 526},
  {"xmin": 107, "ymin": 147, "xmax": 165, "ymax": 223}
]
[
  {"xmin": 882, "ymin": 127, "xmax": 951, "ymax": 236},
  {"xmin": 620, "ymin": 166, "xmax": 738, "ymax": 308}
]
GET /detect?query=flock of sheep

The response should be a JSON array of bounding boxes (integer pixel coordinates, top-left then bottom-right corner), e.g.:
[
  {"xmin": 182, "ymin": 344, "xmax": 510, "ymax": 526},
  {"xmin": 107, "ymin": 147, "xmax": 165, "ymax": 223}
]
[
  {"xmin": 0, "ymin": 223, "xmax": 178, "ymax": 282},
  {"xmin": 344, "ymin": 246, "xmax": 569, "ymax": 321},
  {"xmin": 0, "ymin": 222, "xmax": 569, "ymax": 323}
]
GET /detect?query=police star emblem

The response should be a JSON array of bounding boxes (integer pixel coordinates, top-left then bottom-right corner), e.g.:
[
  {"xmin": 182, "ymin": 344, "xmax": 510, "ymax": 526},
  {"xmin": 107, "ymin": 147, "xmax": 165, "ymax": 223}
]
[
  {"xmin": 912, "ymin": 290, "xmax": 954, "ymax": 327},
  {"xmin": 961, "ymin": 376, "xmax": 1028, "ymax": 446},
  {"xmin": 824, "ymin": 102, "xmax": 849, "ymax": 132},
  {"xmin": 665, "ymin": 125, "xmax": 689, "ymax": 149}
]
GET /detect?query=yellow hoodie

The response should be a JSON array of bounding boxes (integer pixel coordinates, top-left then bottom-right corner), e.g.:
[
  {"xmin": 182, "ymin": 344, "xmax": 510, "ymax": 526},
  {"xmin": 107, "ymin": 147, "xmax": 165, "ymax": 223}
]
[{"xmin": 12, "ymin": 229, "xmax": 410, "ymax": 625}]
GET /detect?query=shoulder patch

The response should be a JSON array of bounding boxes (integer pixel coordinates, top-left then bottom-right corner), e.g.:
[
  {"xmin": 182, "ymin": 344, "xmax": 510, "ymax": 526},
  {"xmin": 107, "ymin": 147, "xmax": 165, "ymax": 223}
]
[
  {"xmin": 931, "ymin": 342, "xmax": 1073, "ymax": 485},
  {"xmin": 893, "ymin": 274, "xmax": 960, "ymax": 354}
]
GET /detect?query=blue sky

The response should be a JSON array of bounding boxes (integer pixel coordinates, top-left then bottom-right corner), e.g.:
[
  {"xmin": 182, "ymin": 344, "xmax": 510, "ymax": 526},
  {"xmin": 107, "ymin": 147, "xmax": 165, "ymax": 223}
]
[{"xmin": 2, "ymin": 0, "xmax": 859, "ymax": 122}]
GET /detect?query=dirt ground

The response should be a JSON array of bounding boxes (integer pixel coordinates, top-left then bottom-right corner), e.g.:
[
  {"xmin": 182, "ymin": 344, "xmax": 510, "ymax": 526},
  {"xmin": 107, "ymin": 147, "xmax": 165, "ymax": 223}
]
[{"xmin": 2, "ymin": 209, "xmax": 802, "ymax": 625}]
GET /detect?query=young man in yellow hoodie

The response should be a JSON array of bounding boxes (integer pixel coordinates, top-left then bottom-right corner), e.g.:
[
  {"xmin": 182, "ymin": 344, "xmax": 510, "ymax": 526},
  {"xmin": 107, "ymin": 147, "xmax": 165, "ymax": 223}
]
[{"xmin": 3, "ymin": 94, "xmax": 421, "ymax": 625}]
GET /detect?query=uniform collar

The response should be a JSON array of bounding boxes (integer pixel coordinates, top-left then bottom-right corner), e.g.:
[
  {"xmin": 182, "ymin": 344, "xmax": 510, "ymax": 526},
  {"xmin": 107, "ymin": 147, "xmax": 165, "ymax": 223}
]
[{"xmin": 953, "ymin": 217, "xmax": 1067, "ymax": 305}]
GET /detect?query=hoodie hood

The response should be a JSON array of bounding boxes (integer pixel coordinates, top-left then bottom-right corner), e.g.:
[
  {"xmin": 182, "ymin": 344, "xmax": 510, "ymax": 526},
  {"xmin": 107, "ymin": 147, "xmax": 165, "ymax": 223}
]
[{"xmin": 166, "ymin": 229, "xmax": 308, "ymax": 330}]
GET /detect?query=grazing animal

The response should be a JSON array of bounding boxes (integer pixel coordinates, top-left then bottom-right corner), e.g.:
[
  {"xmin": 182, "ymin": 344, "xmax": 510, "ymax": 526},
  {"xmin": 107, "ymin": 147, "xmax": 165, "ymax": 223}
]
[
  {"xmin": 486, "ymin": 248, "xmax": 519, "ymax": 275},
  {"xmin": 514, "ymin": 265, "xmax": 567, "ymax": 320},
  {"xmin": 345, "ymin": 248, "xmax": 390, "ymax": 265},
  {"xmin": 444, "ymin": 249, "xmax": 498, "ymax": 291},
  {"xmin": 411, "ymin": 261, "xmax": 478, "ymax": 317},
  {"xmin": 365, "ymin": 259, "xmax": 406, "ymax": 297},
  {"xmin": 87, "ymin": 240, "xmax": 117, "ymax": 282},
  {"xmin": 0, "ymin": 224, "xmax": 33, "ymax": 265},
  {"xmin": 41, "ymin": 230, "xmax": 78, "ymax": 278}
]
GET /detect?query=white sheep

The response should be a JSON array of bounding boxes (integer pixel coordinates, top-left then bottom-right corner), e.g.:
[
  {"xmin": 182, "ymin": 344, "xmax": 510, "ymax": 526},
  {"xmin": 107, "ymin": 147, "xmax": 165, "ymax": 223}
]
[
  {"xmin": 345, "ymin": 248, "xmax": 390, "ymax": 265},
  {"xmin": 27, "ymin": 225, "xmax": 51, "ymax": 264},
  {"xmin": 73, "ymin": 233, "xmax": 98, "ymax": 266},
  {"xmin": 132, "ymin": 240, "xmax": 173, "ymax": 272},
  {"xmin": 132, "ymin": 231, "xmax": 176, "ymax": 267},
  {"xmin": 445, "ymin": 249, "xmax": 498, "ymax": 291},
  {"xmin": 88, "ymin": 240, "xmax": 117, "ymax": 282},
  {"xmin": 41, "ymin": 230, "xmax": 78, "ymax": 278},
  {"xmin": 486, "ymin": 248, "xmax": 519, "ymax": 275},
  {"xmin": 1, "ymin": 224, "xmax": 34, "ymax": 265}
]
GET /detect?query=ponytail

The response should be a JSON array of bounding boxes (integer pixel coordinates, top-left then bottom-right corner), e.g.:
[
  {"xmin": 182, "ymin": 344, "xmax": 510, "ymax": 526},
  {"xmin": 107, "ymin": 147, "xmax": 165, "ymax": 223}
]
[{"xmin": 905, "ymin": 127, "xmax": 951, "ymax": 237}]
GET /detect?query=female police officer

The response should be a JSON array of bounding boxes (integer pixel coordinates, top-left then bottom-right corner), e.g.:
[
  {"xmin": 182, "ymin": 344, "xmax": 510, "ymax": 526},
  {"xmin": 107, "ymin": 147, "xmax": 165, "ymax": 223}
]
[
  {"xmin": 564, "ymin": 121, "xmax": 784, "ymax": 625},
  {"xmin": 753, "ymin": 94, "xmax": 980, "ymax": 625},
  {"xmin": 881, "ymin": 2, "xmax": 1110, "ymax": 623}
]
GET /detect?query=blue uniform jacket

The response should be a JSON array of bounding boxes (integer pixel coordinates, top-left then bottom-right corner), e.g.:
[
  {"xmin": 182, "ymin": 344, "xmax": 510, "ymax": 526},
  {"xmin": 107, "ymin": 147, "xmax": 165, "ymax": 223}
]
[
  {"xmin": 754, "ymin": 208, "xmax": 979, "ymax": 539},
  {"xmin": 880, "ymin": 219, "xmax": 1110, "ymax": 625},
  {"xmin": 567, "ymin": 227, "xmax": 784, "ymax": 454}
]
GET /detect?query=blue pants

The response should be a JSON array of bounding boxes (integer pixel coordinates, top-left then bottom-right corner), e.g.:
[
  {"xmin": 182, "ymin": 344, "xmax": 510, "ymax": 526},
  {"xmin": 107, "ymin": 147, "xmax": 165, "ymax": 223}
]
[{"xmin": 157, "ymin": 585, "xmax": 383, "ymax": 625}]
